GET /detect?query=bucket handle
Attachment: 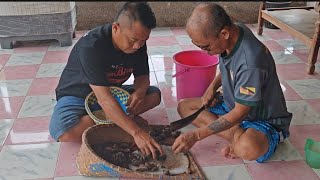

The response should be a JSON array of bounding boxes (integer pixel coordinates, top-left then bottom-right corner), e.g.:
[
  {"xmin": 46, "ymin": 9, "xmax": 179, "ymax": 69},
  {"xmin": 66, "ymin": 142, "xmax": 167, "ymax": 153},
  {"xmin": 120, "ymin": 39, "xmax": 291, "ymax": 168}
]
[{"xmin": 172, "ymin": 68, "xmax": 189, "ymax": 78}]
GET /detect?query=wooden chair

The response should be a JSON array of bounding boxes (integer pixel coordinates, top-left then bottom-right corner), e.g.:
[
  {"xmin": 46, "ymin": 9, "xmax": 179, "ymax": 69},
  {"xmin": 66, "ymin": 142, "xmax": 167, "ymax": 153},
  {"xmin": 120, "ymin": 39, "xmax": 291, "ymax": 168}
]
[{"xmin": 257, "ymin": 2, "xmax": 320, "ymax": 75}]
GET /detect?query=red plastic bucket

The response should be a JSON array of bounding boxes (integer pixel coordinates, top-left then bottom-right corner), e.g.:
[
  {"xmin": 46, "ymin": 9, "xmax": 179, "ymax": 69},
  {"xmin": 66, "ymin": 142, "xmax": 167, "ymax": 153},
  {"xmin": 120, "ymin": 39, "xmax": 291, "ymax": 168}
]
[{"xmin": 172, "ymin": 50, "xmax": 219, "ymax": 100}]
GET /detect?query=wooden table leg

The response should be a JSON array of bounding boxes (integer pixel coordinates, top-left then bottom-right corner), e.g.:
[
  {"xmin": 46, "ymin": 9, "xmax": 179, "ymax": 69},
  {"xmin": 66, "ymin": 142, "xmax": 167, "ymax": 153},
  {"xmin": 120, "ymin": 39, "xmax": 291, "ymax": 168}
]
[
  {"xmin": 307, "ymin": 21, "xmax": 320, "ymax": 75},
  {"xmin": 257, "ymin": 2, "xmax": 266, "ymax": 35}
]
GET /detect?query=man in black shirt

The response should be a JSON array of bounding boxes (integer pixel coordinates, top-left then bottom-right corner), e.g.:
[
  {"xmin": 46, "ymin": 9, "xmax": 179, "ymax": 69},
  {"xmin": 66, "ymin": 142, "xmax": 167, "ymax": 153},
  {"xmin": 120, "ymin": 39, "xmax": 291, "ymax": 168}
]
[{"xmin": 49, "ymin": 2, "xmax": 164, "ymax": 159}]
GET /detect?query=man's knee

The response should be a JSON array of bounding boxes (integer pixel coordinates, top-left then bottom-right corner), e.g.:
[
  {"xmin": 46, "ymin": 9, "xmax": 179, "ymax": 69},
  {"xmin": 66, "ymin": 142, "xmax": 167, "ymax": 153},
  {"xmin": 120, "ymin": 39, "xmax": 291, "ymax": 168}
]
[
  {"xmin": 49, "ymin": 96, "xmax": 88, "ymax": 142},
  {"xmin": 233, "ymin": 129, "xmax": 269, "ymax": 161},
  {"xmin": 51, "ymin": 113, "xmax": 94, "ymax": 142},
  {"xmin": 177, "ymin": 98, "xmax": 202, "ymax": 116},
  {"xmin": 177, "ymin": 99, "xmax": 189, "ymax": 115},
  {"xmin": 177, "ymin": 99, "xmax": 196, "ymax": 117},
  {"xmin": 57, "ymin": 118, "xmax": 94, "ymax": 142},
  {"xmin": 58, "ymin": 131, "xmax": 81, "ymax": 142},
  {"xmin": 147, "ymin": 86, "xmax": 161, "ymax": 105},
  {"xmin": 53, "ymin": 121, "xmax": 84, "ymax": 142},
  {"xmin": 152, "ymin": 92, "xmax": 161, "ymax": 105}
]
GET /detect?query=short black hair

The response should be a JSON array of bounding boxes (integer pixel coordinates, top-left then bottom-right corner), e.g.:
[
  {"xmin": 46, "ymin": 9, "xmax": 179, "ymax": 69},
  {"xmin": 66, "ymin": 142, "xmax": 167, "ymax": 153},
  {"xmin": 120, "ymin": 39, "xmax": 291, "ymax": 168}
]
[
  {"xmin": 197, "ymin": 3, "xmax": 233, "ymax": 38},
  {"xmin": 115, "ymin": 2, "xmax": 156, "ymax": 29}
]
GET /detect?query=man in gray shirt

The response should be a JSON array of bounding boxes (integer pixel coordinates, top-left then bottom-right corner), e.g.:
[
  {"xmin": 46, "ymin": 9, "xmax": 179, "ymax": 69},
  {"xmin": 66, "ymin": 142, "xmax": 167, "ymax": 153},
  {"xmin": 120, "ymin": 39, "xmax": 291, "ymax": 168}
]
[{"xmin": 172, "ymin": 3, "xmax": 292, "ymax": 163}]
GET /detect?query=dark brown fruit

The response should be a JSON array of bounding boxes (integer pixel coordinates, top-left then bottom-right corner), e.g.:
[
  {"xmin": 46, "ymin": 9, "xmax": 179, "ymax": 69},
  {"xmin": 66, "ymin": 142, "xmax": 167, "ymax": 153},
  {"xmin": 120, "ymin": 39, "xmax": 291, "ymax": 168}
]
[
  {"xmin": 151, "ymin": 166, "xmax": 158, "ymax": 172},
  {"xmin": 104, "ymin": 146, "xmax": 114, "ymax": 152},
  {"xmin": 149, "ymin": 130, "xmax": 158, "ymax": 137},
  {"xmin": 155, "ymin": 149, "xmax": 161, "ymax": 160},
  {"xmin": 111, "ymin": 152, "xmax": 127, "ymax": 165},
  {"xmin": 112, "ymin": 143, "xmax": 119, "ymax": 149},
  {"xmin": 171, "ymin": 131, "xmax": 181, "ymax": 138},
  {"xmin": 158, "ymin": 133, "xmax": 166, "ymax": 140},
  {"xmin": 144, "ymin": 162, "xmax": 152, "ymax": 169},
  {"xmin": 122, "ymin": 148, "xmax": 131, "ymax": 153},
  {"xmin": 158, "ymin": 154, "xmax": 167, "ymax": 161},
  {"xmin": 131, "ymin": 159, "xmax": 141, "ymax": 166},
  {"xmin": 119, "ymin": 142, "xmax": 130, "ymax": 149},
  {"xmin": 153, "ymin": 136, "xmax": 160, "ymax": 142},
  {"xmin": 162, "ymin": 128, "xmax": 172, "ymax": 136},
  {"xmin": 163, "ymin": 169, "xmax": 170, "ymax": 175},
  {"xmin": 136, "ymin": 164, "xmax": 148, "ymax": 172}
]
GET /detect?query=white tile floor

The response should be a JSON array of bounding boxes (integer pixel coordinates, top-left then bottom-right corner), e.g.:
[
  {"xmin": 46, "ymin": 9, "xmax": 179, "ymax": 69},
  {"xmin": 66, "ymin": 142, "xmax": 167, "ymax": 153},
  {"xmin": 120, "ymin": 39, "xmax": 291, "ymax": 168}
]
[{"xmin": 0, "ymin": 24, "xmax": 319, "ymax": 180}]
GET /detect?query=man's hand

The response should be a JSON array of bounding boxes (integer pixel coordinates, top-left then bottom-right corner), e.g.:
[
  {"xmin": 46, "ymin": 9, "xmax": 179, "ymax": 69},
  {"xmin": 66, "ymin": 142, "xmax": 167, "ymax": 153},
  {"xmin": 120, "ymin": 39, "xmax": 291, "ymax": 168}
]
[
  {"xmin": 201, "ymin": 82, "xmax": 217, "ymax": 107},
  {"xmin": 201, "ymin": 89, "xmax": 222, "ymax": 108},
  {"xmin": 172, "ymin": 130, "xmax": 199, "ymax": 153},
  {"xmin": 89, "ymin": 85, "xmax": 159, "ymax": 157},
  {"xmin": 201, "ymin": 73, "xmax": 222, "ymax": 107},
  {"xmin": 126, "ymin": 90, "xmax": 145, "ymax": 115},
  {"xmin": 133, "ymin": 129, "xmax": 164, "ymax": 160}
]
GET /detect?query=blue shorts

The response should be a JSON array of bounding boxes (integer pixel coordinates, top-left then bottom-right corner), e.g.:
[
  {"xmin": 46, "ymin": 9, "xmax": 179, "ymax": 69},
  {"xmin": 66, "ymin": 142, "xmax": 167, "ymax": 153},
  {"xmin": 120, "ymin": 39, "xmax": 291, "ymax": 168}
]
[
  {"xmin": 208, "ymin": 96, "xmax": 288, "ymax": 163},
  {"xmin": 49, "ymin": 85, "xmax": 161, "ymax": 141}
]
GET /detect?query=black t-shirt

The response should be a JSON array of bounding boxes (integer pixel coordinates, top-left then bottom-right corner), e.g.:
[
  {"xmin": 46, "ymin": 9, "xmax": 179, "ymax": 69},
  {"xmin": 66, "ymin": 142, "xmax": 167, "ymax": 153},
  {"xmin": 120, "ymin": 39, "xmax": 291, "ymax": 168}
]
[{"xmin": 55, "ymin": 24, "xmax": 149, "ymax": 100}]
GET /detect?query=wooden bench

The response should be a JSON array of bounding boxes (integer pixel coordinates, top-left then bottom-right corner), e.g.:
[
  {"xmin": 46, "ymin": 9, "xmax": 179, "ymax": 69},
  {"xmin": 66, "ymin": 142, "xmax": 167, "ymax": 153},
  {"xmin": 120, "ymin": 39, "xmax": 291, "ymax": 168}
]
[{"xmin": 257, "ymin": 2, "xmax": 320, "ymax": 75}]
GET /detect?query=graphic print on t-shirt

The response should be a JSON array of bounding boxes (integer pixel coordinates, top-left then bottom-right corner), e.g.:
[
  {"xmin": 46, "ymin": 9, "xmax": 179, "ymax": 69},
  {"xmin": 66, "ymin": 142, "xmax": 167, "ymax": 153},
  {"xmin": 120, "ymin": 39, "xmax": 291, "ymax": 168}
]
[{"xmin": 106, "ymin": 64, "xmax": 133, "ymax": 85}]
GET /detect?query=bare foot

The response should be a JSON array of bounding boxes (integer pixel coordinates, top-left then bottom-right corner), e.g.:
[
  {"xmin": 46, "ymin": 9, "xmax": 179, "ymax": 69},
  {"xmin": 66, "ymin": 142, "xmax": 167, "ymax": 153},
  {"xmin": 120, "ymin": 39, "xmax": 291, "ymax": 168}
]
[{"xmin": 221, "ymin": 145, "xmax": 239, "ymax": 159}]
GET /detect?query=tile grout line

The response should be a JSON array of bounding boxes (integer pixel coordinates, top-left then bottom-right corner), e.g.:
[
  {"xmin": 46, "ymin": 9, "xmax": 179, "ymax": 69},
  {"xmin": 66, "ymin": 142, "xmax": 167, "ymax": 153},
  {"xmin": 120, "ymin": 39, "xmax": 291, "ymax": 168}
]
[
  {"xmin": 282, "ymin": 80, "xmax": 304, "ymax": 100},
  {"xmin": 243, "ymin": 163, "xmax": 255, "ymax": 180},
  {"xmin": 0, "ymin": 53, "xmax": 13, "ymax": 72},
  {"xmin": 53, "ymin": 142, "xmax": 63, "ymax": 178},
  {"xmin": 0, "ymin": 94, "xmax": 27, "ymax": 148},
  {"xmin": 0, "ymin": 119, "xmax": 15, "ymax": 150}
]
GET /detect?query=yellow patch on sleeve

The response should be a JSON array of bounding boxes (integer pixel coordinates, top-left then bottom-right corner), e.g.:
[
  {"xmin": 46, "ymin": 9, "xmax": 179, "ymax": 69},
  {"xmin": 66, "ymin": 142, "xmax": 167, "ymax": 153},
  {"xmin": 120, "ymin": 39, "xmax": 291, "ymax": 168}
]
[{"xmin": 240, "ymin": 87, "xmax": 256, "ymax": 96}]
